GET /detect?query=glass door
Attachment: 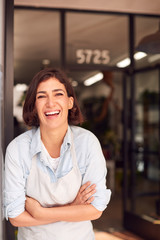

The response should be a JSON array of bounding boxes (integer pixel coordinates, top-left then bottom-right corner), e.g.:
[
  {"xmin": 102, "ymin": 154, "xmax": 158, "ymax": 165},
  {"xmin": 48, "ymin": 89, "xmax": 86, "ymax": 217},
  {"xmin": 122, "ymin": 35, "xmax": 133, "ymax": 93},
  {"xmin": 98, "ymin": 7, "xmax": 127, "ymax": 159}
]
[
  {"xmin": 134, "ymin": 70, "xmax": 160, "ymax": 217},
  {"xmin": 123, "ymin": 68, "xmax": 160, "ymax": 240}
]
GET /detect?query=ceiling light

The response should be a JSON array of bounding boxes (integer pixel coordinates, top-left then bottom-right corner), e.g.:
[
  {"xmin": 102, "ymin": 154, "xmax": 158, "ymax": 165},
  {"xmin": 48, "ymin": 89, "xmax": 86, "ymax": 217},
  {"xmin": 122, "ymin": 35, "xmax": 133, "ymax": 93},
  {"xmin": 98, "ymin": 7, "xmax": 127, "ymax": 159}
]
[
  {"xmin": 84, "ymin": 73, "xmax": 103, "ymax": 86},
  {"xmin": 148, "ymin": 54, "xmax": 160, "ymax": 63},
  {"xmin": 116, "ymin": 58, "xmax": 131, "ymax": 68},
  {"xmin": 42, "ymin": 59, "xmax": 50, "ymax": 65},
  {"xmin": 117, "ymin": 52, "xmax": 147, "ymax": 68},
  {"xmin": 134, "ymin": 52, "xmax": 147, "ymax": 60},
  {"xmin": 15, "ymin": 83, "xmax": 28, "ymax": 91},
  {"xmin": 72, "ymin": 80, "xmax": 78, "ymax": 87}
]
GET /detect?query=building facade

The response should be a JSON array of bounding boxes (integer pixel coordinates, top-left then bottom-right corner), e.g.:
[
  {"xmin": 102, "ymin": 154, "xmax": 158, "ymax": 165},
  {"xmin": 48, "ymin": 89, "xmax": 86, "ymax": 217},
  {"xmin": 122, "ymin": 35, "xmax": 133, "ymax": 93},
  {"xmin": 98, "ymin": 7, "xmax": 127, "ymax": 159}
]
[{"xmin": 1, "ymin": 1, "xmax": 160, "ymax": 239}]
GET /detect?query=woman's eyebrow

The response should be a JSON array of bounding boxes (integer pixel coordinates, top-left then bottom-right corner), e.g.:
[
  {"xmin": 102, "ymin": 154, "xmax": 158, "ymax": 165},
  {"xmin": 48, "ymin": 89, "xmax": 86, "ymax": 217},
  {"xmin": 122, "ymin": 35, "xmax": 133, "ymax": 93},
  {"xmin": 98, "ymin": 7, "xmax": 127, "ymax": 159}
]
[
  {"xmin": 36, "ymin": 89, "xmax": 65, "ymax": 94},
  {"xmin": 52, "ymin": 89, "xmax": 65, "ymax": 93},
  {"xmin": 36, "ymin": 91, "xmax": 46, "ymax": 94}
]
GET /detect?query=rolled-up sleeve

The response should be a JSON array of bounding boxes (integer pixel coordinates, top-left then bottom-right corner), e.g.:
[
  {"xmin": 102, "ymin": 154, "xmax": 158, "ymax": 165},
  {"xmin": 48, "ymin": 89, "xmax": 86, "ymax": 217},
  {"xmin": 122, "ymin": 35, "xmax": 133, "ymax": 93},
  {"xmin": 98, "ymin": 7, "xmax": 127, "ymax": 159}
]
[
  {"xmin": 82, "ymin": 133, "xmax": 111, "ymax": 211},
  {"xmin": 4, "ymin": 141, "xmax": 26, "ymax": 220}
]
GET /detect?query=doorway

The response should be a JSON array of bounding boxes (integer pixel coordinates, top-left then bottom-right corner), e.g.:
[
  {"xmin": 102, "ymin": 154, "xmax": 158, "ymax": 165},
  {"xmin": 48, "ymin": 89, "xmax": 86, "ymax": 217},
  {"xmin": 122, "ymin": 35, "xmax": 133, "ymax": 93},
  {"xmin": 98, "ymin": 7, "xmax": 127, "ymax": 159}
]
[
  {"xmin": 13, "ymin": 68, "xmax": 125, "ymax": 235},
  {"xmin": 5, "ymin": 6, "xmax": 160, "ymax": 240},
  {"xmin": 123, "ymin": 68, "xmax": 160, "ymax": 240}
]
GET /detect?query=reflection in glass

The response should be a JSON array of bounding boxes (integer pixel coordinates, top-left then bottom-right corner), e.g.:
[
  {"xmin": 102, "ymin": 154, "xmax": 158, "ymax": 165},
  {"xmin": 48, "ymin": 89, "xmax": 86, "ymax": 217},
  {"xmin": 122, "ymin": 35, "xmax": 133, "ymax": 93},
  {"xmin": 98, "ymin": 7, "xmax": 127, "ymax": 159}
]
[
  {"xmin": 135, "ymin": 17, "xmax": 160, "ymax": 68},
  {"xmin": 14, "ymin": 9, "xmax": 60, "ymax": 86},
  {"xmin": 66, "ymin": 13, "xmax": 128, "ymax": 67},
  {"xmin": 134, "ymin": 70, "xmax": 159, "ymax": 217}
]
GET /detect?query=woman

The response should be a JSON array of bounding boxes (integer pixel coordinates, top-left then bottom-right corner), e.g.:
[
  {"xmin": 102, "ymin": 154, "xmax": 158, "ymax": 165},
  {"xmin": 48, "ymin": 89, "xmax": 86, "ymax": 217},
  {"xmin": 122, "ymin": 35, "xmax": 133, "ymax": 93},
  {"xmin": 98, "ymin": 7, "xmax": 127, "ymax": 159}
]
[{"xmin": 4, "ymin": 68, "xmax": 111, "ymax": 240}]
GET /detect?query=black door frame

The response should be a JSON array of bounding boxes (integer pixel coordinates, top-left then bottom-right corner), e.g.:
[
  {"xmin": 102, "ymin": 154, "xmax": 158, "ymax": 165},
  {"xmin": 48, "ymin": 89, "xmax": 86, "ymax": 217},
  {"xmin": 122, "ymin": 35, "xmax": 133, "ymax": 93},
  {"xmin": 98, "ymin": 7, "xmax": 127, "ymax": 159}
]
[
  {"xmin": 122, "ymin": 65, "xmax": 160, "ymax": 240},
  {"xmin": 5, "ymin": 5, "xmax": 160, "ymax": 239}
]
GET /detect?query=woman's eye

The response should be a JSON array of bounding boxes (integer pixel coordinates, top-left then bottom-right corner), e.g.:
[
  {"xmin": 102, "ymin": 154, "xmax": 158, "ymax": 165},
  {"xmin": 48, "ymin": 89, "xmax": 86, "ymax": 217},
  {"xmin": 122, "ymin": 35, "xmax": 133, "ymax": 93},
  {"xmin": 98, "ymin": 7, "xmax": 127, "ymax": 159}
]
[
  {"xmin": 37, "ymin": 95, "xmax": 46, "ymax": 99},
  {"xmin": 55, "ymin": 93, "xmax": 63, "ymax": 96}
]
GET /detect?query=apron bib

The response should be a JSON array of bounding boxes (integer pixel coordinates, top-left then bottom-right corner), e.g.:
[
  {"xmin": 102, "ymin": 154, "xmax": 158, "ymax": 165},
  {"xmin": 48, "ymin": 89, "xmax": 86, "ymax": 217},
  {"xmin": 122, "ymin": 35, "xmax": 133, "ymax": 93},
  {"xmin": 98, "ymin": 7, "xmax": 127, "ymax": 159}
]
[{"xmin": 18, "ymin": 132, "xmax": 95, "ymax": 240}]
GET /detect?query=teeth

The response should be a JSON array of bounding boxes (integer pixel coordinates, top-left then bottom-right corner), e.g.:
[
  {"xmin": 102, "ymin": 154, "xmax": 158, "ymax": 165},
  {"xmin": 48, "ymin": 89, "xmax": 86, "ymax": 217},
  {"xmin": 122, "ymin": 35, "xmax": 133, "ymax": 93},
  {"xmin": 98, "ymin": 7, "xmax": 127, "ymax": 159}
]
[{"xmin": 45, "ymin": 111, "xmax": 60, "ymax": 116}]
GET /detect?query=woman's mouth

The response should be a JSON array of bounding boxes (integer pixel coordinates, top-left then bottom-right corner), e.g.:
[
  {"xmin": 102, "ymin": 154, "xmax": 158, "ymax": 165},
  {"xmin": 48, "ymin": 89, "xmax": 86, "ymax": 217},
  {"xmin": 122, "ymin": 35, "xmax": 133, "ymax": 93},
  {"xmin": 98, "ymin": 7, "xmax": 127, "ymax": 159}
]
[{"xmin": 45, "ymin": 110, "xmax": 60, "ymax": 117}]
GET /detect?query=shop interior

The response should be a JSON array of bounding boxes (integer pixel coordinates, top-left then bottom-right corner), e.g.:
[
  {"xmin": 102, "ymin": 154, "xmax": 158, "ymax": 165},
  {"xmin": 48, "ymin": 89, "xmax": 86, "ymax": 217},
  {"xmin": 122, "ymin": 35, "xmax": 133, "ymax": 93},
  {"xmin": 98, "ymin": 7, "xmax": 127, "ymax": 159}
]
[{"xmin": 11, "ymin": 7, "xmax": 160, "ymax": 239}]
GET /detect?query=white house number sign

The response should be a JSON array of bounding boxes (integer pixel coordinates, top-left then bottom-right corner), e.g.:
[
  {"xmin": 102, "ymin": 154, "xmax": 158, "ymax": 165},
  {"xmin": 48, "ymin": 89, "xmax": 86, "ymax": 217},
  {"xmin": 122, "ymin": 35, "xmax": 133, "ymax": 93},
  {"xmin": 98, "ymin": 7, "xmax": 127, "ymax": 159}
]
[{"xmin": 76, "ymin": 49, "xmax": 110, "ymax": 65}]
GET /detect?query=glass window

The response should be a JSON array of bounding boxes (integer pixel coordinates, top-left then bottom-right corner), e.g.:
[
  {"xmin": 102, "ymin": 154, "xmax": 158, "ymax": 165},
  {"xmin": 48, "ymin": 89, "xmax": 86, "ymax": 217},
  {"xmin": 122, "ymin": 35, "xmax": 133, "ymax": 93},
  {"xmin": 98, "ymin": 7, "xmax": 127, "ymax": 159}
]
[
  {"xmin": 14, "ymin": 9, "xmax": 61, "ymax": 135},
  {"xmin": 14, "ymin": 9, "xmax": 61, "ymax": 86},
  {"xmin": 126, "ymin": 70, "xmax": 160, "ymax": 219},
  {"xmin": 135, "ymin": 16, "xmax": 160, "ymax": 69},
  {"xmin": 134, "ymin": 70, "xmax": 159, "ymax": 216},
  {"xmin": 66, "ymin": 12, "xmax": 128, "ymax": 68},
  {"xmin": 67, "ymin": 70, "xmax": 123, "ymax": 165}
]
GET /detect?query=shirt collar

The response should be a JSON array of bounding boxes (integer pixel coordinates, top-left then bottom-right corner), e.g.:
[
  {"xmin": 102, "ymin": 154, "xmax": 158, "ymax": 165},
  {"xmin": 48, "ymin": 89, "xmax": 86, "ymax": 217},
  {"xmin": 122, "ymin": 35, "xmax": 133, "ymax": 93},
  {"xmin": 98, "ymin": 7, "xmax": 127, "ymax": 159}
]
[
  {"xmin": 65, "ymin": 126, "xmax": 72, "ymax": 145},
  {"xmin": 30, "ymin": 126, "xmax": 72, "ymax": 158},
  {"xmin": 30, "ymin": 127, "xmax": 42, "ymax": 158},
  {"xmin": 60, "ymin": 126, "xmax": 72, "ymax": 155}
]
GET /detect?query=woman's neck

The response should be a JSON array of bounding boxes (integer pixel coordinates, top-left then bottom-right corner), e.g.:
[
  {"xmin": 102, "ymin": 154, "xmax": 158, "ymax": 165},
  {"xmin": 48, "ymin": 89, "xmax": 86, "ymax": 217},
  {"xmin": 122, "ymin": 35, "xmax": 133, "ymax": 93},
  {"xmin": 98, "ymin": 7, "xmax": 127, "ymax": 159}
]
[{"xmin": 40, "ymin": 125, "xmax": 68, "ymax": 158}]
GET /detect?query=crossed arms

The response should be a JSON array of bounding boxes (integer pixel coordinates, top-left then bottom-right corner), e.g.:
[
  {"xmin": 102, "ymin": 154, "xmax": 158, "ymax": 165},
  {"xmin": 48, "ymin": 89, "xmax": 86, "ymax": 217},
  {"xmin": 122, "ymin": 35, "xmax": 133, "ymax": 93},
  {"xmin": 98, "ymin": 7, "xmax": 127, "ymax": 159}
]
[{"xmin": 9, "ymin": 181, "xmax": 102, "ymax": 227}]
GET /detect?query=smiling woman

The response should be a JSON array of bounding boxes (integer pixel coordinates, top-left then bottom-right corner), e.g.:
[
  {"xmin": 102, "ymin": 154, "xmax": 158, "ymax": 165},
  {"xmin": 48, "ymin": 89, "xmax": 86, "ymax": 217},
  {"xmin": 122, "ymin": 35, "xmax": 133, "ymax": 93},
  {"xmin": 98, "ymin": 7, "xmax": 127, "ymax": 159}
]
[
  {"xmin": 23, "ymin": 68, "xmax": 83, "ymax": 127},
  {"xmin": 35, "ymin": 78, "xmax": 74, "ymax": 135},
  {"xmin": 4, "ymin": 68, "xmax": 111, "ymax": 240}
]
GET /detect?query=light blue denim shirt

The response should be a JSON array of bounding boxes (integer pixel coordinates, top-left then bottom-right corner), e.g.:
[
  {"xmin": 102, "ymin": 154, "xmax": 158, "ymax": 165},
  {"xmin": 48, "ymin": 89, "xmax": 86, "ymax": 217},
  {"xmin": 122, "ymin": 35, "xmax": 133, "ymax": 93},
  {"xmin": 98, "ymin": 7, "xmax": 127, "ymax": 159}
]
[{"xmin": 4, "ymin": 125, "xmax": 111, "ymax": 220}]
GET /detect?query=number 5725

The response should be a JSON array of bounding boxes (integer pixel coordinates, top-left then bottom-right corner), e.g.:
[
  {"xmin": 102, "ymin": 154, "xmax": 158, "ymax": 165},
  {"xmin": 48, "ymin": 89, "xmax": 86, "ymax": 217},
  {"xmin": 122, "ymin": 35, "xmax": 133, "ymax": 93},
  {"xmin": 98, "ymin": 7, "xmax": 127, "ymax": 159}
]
[{"xmin": 76, "ymin": 49, "xmax": 110, "ymax": 65}]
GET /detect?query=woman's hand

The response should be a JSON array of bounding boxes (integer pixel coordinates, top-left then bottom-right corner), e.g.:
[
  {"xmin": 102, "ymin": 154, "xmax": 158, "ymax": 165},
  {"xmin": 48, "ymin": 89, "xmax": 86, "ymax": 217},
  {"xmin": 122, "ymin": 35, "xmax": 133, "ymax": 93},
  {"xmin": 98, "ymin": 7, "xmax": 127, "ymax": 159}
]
[
  {"xmin": 25, "ymin": 196, "xmax": 42, "ymax": 218},
  {"xmin": 25, "ymin": 181, "xmax": 96, "ymax": 219},
  {"xmin": 71, "ymin": 181, "xmax": 96, "ymax": 205}
]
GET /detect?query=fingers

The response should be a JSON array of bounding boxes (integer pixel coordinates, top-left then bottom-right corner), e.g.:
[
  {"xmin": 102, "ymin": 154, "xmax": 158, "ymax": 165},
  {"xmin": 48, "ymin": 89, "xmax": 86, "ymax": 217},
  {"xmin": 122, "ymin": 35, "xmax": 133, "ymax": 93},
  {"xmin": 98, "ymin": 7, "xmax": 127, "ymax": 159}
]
[
  {"xmin": 26, "ymin": 196, "xmax": 34, "ymax": 204},
  {"xmin": 79, "ymin": 181, "xmax": 91, "ymax": 193},
  {"xmin": 80, "ymin": 182, "xmax": 96, "ymax": 194},
  {"xmin": 85, "ymin": 196, "xmax": 95, "ymax": 204},
  {"xmin": 82, "ymin": 188, "xmax": 96, "ymax": 203},
  {"xmin": 81, "ymin": 183, "xmax": 96, "ymax": 195},
  {"xmin": 79, "ymin": 182, "xmax": 96, "ymax": 204},
  {"xmin": 71, "ymin": 182, "xmax": 96, "ymax": 206}
]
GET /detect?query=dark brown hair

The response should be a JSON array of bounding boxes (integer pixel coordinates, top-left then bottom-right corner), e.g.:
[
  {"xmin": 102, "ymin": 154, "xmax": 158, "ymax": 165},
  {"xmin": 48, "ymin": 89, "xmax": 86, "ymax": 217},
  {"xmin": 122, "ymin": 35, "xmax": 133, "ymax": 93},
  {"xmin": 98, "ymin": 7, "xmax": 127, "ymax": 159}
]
[{"xmin": 23, "ymin": 68, "xmax": 84, "ymax": 127}]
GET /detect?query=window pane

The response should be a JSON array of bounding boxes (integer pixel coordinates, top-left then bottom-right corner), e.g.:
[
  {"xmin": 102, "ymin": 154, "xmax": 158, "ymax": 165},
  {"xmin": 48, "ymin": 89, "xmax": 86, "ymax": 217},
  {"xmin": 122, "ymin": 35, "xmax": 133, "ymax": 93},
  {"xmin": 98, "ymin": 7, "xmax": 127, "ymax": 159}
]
[
  {"xmin": 134, "ymin": 70, "xmax": 159, "ymax": 217},
  {"xmin": 66, "ymin": 12, "xmax": 128, "ymax": 68},
  {"xmin": 135, "ymin": 16, "xmax": 160, "ymax": 69},
  {"xmin": 14, "ymin": 9, "xmax": 61, "ymax": 85}
]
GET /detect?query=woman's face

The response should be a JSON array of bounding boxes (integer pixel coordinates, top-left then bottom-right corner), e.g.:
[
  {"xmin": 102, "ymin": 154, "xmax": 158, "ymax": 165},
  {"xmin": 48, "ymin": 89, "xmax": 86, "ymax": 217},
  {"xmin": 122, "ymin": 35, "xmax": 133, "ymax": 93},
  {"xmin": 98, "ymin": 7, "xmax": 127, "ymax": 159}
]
[{"xmin": 35, "ymin": 77, "xmax": 73, "ymax": 131}]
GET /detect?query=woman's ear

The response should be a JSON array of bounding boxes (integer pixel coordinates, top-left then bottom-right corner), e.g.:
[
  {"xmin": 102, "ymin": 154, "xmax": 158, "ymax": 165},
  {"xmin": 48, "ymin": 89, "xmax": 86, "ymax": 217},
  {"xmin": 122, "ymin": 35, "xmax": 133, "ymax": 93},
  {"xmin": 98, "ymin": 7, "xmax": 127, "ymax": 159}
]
[{"xmin": 68, "ymin": 97, "xmax": 74, "ymax": 110}]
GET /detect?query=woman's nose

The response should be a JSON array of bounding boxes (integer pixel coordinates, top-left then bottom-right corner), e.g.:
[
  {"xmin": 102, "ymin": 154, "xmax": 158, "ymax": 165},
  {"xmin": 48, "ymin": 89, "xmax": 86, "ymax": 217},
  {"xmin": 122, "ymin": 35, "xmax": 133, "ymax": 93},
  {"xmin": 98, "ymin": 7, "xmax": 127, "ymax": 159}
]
[{"xmin": 46, "ymin": 96, "xmax": 55, "ymax": 107}]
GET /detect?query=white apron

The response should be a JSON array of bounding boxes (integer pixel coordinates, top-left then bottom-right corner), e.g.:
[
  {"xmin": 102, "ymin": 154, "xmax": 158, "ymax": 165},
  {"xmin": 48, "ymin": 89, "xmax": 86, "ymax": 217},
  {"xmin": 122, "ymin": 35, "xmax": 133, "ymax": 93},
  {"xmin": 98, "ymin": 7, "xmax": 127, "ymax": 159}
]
[{"xmin": 18, "ymin": 133, "xmax": 95, "ymax": 240}]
